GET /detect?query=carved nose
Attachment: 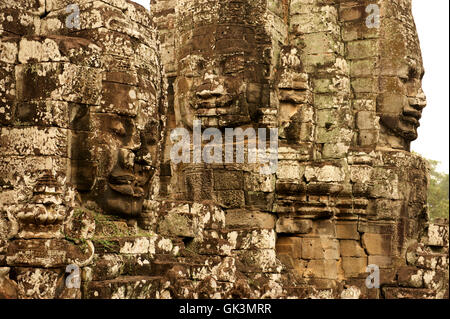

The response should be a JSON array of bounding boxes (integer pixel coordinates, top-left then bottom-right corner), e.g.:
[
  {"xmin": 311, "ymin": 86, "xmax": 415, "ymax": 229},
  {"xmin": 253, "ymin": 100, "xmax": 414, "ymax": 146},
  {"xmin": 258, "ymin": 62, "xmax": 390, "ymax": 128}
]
[
  {"xmin": 119, "ymin": 148, "xmax": 135, "ymax": 170},
  {"xmin": 134, "ymin": 148, "xmax": 153, "ymax": 166},
  {"xmin": 409, "ymin": 89, "xmax": 427, "ymax": 110}
]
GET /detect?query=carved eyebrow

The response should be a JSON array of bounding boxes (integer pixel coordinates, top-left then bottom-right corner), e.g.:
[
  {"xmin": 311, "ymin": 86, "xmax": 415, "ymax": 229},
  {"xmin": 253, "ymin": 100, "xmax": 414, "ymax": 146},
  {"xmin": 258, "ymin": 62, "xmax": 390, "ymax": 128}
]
[
  {"xmin": 110, "ymin": 121, "xmax": 126, "ymax": 136},
  {"xmin": 110, "ymin": 116, "xmax": 135, "ymax": 134}
]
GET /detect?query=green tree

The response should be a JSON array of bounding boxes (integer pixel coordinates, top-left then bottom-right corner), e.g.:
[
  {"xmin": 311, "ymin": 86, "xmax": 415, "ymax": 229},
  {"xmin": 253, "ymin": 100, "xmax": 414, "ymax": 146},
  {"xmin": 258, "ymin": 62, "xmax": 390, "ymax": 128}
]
[{"xmin": 426, "ymin": 158, "xmax": 449, "ymax": 220}]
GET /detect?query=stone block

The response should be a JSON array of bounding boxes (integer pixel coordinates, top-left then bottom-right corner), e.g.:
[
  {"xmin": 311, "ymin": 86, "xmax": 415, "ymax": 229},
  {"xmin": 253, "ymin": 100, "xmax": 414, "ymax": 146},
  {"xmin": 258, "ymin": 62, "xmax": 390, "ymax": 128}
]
[
  {"xmin": 157, "ymin": 209, "xmax": 197, "ymax": 238},
  {"xmin": 304, "ymin": 259, "xmax": 339, "ymax": 280},
  {"xmin": 304, "ymin": 165, "xmax": 345, "ymax": 183},
  {"xmin": 0, "ymin": 62, "xmax": 16, "ymax": 125},
  {"xmin": 302, "ymin": 237, "xmax": 339, "ymax": 260},
  {"xmin": 276, "ymin": 217, "xmax": 312, "ymax": 234},
  {"xmin": 350, "ymin": 58, "xmax": 377, "ymax": 77},
  {"xmin": 276, "ymin": 161, "xmax": 303, "ymax": 180},
  {"xmin": 310, "ymin": 219, "xmax": 337, "ymax": 237},
  {"xmin": 245, "ymin": 191, "xmax": 274, "ymax": 211},
  {"xmin": 85, "ymin": 276, "xmax": 162, "ymax": 299},
  {"xmin": 356, "ymin": 111, "xmax": 377, "ymax": 130},
  {"xmin": 368, "ymin": 255, "xmax": 392, "ymax": 268},
  {"xmin": 415, "ymin": 252, "xmax": 448, "ymax": 271},
  {"xmin": 276, "ymin": 236, "xmax": 302, "ymax": 259},
  {"xmin": 342, "ymin": 257, "xmax": 367, "ymax": 277},
  {"xmin": 382, "ymin": 287, "xmax": 436, "ymax": 299},
  {"xmin": 213, "ymin": 170, "xmax": 244, "ymax": 190},
  {"xmin": 15, "ymin": 100, "xmax": 69, "ymax": 128},
  {"xmin": 244, "ymin": 172, "xmax": 275, "ymax": 192},
  {"xmin": 15, "ymin": 267, "xmax": 65, "ymax": 299},
  {"xmin": 423, "ymin": 269, "xmax": 447, "ymax": 292},
  {"xmin": 225, "ymin": 210, "xmax": 276, "ymax": 230},
  {"xmin": 0, "ymin": 40, "xmax": 18, "ymax": 64},
  {"xmin": 229, "ymin": 229, "xmax": 276, "ymax": 250},
  {"xmin": 185, "ymin": 170, "xmax": 213, "ymax": 202},
  {"xmin": 397, "ymin": 266, "xmax": 424, "ymax": 288},
  {"xmin": 15, "ymin": 63, "xmax": 102, "ymax": 104},
  {"xmin": 351, "ymin": 77, "xmax": 378, "ymax": 93},
  {"xmin": 0, "ymin": 156, "xmax": 68, "ymax": 190},
  {"xmin": 6, "ymin": 239, "xmax": 94, "ymax": 268},
  {"xmin": 235, "ymin": 249, "xmax": 283, "ymax": 273},
  {"xmin": 340, "ymin": 240, "xmax": 366, "ymax": 257},
  {"xmin": 339, "ymin": 6, "xmax": 364, "ymax": 22},
  {"xmin": 347, "ymin": 39, "xmax": 378, "ymax": 59},
  {"xmin": 0, "ymin": 127, "xmax": 68, "ymax": 157},
  {"xmin": 0, "ymin": 267, "xmax": 18, "ymax": 298},
  {"xmin": 362, "ymin": 233, "xmax": 392, "ymax": 256},
  {"xmin": 426, "ymin": 223, "xmax": 449, "ymax": 247},
  {"xmin": 88, "ymin": 254, "xmax": 125, "ymax": 281},
  {"xmin": 215, "ymin": 190, "xmax": 245, "ymax": 209},
  {"xmin": 302, "ymin": 32, "xmax": 341, "ymax": 55},
  {"xmin": 0, "ymin": 8, "xmax": 40, "ymax": 36},
  {"xmin": 336, "ymin": 221, "xmax": 359, "ymax": 240},
  {"xmin": 0, "ymin": 0, "xmax": 45, "ymax": 14}
]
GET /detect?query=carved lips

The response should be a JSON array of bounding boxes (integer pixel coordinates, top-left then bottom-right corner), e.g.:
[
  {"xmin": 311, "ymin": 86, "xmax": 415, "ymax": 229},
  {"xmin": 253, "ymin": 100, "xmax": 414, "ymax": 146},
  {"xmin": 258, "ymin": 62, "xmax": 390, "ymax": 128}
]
[
  {"xmin": 402, "ymin": 102, "xmax": 423, "ymax": 127},
  {"xmin": 108, "ymin": 173, "xmax": 146, "ymax": 198}
]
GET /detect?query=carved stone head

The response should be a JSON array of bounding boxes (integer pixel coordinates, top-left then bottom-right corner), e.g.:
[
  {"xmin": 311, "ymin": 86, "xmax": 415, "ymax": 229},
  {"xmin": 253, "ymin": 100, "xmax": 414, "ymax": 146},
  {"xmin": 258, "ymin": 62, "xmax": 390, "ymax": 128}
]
[
  {"xmin": 377, "ymin": 0, "xmax": 427, "ymax": 149},
  {"xmin": 174, "ymin": 0, "xmax": 270, "ymax": 129},
  {"xmin": 53, "ymin": 1, "xmax": 168, "ymax": 218},
  {"xmin": 84, "ymin": 95, "xmax": 162, "ymax": 217},
  {"xmin": 276, "ymin": 46, "xmax": 312, "ymax": 144}
]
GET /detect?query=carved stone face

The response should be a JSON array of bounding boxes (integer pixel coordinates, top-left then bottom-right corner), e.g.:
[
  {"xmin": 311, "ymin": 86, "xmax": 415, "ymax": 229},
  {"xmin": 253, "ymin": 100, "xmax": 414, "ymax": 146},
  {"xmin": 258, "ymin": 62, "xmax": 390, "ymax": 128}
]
[
  {"xmin": 87, "ymin": 109, "xmax": 160, "ymax": 217},
  {"xmin": 378, "ymin": 7, "xmax": 427, "ymax": 147},
  {"xmin": 277, "ymin": 47, "xmax": 311, "ymax": 143},
  {"xmin": 174, "ymin": 0, "xmax": 267, "ymax": 129},
  {"xmin": 51, "ymin": 0, "xmax": 167, "ymax": 219},
  {"xmin": 69, "ymin": 43, "xmax": 164, "ymax": 219}
]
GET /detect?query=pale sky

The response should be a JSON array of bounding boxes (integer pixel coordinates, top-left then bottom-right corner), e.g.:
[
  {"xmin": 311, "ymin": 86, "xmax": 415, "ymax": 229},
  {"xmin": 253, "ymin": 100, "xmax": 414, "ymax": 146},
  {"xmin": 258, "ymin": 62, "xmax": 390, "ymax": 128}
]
[
  {"xmin": 411, "ymin": 0, "xmax": 449, "ymax": 173},
  {"xmin": 133, "ymin": 0, "xmax": 150, "ymax": 9},
  {"xmin": 134, "ymin": 0, "xmax": 449, "ymax": 173}
]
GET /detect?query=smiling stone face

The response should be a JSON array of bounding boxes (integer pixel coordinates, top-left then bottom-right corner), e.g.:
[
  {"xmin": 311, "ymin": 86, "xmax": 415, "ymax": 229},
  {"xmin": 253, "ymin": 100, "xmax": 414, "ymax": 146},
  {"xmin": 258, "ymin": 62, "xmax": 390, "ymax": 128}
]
[
  {"xmin": 276, "ymin": 47, "xmax": 312, "ymax": 144},
  {"xmin": 174, "ymin": 0, "xmax": 269, "ymax": 129},
  {"xmin": 85, "ymin": 110, "xmax": 160, "ymax": 217},
  {"xmin": 61, "ymin": 1, "xmax": 167, "ymax": 218},
  {"xmin": 377, "ymin": 1, "xmax": 427, "ymax": 149},
  {"xmin": 71, "ymin": 53, "xmax": 164, "ymax": 218}
]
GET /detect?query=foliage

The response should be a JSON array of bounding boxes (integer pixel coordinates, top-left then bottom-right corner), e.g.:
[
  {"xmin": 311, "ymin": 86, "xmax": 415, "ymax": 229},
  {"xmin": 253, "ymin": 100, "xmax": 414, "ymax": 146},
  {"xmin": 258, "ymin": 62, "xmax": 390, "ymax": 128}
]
[{"xmin": 426, "ymin": 158, "xmax": 449, "ymax": 220}]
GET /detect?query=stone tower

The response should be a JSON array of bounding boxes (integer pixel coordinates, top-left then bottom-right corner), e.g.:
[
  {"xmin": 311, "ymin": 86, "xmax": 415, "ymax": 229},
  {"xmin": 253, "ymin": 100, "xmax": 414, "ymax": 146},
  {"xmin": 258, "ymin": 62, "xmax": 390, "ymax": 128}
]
[{"xmin": 0, "ymin": 0, "xmax": 448, "ymax": 299}]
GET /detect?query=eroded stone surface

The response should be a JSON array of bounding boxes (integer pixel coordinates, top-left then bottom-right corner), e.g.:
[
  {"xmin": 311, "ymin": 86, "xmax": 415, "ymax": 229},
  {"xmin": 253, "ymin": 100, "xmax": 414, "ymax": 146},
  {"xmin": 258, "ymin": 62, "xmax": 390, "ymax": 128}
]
[{"xmin": 0, "ymin": 0, "xmax": 448, "ymax": 299}]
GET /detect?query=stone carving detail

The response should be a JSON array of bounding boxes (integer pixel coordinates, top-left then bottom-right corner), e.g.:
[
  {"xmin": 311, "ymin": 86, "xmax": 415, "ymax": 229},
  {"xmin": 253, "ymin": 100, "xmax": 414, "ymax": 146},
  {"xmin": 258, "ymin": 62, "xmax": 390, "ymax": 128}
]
[
  {"xmin": 377, "ymin": 1, "xmax": 427, "ymax": 150},
  {"xmin": 0, "ymin": 0, "xmax": 448, "ymax": 299},
  {"xmin": 12, "ymin": 171, "xmax": 70, "ymax": 239},
  {"xmin": 173, "ymin": 0, "xmax": 271, "ymax": 129}
]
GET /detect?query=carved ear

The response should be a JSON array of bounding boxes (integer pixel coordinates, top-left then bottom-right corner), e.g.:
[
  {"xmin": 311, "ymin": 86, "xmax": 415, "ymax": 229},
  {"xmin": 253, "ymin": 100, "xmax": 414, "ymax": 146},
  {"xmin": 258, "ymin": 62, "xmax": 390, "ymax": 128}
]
[
  {"xmin": 70, "ymin": 159, "xmax": 96, "ymax": 192},
  {"xmin": 70, "ymin": 106, "xmax": 96, "ymax": 192}
]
